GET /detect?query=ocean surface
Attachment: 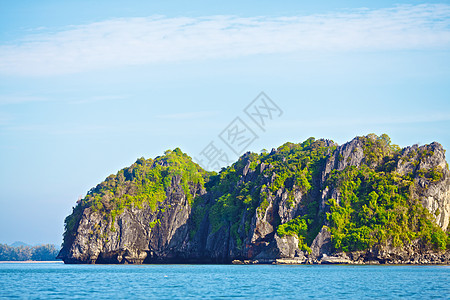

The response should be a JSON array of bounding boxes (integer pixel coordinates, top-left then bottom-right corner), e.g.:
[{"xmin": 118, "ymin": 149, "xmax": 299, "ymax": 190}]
[{"xmin": 0, "ymin": 263, "xmax": 449, "ymax": 299}]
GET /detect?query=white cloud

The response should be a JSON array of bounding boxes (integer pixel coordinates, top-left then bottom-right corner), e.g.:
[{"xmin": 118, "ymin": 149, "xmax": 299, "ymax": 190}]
[{"xmin": 1, "ymin": 4, "xmax": 449, "ymax": 76}]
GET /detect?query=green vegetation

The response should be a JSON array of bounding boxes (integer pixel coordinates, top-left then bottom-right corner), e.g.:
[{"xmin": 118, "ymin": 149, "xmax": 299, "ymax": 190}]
[
  {"xmin": 277, "ymin": 216, "xmax": 312, "ymax": 253},
  {"xmin": 0, "ymin": 244, "xmax": 59, "ymax": 261},
  {"xmin": 326, "ymin": 134, "xmax": 450, "ymax": 252},
  {"xmin": 63, "ymin": 204, "xmax": 83, "ymax": 245},
  {"xmin": 63, "ymin": 148, "xmax": 207, "ymax": 238},
  {"xmin": 418, "ymin": 166, "xmax": 444, "ymax": 182},
  {"xmin": 360, "ymin": 133, "xmax": 399, "ymax": 166},
  {"xmin": 203, "ymin": 138, "xmax": 333, "ymax": 248}
]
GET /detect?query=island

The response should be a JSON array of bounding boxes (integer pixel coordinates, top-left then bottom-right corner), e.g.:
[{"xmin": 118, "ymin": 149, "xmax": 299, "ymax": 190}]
[{"xmin": 58, "ymin": 134, "xmax": 450, "ymax": 264}]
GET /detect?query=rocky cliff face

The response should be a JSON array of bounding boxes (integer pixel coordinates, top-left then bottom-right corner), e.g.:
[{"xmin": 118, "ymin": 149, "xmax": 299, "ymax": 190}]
[
  {"xmin": 58, "ymin": 174, "xmax": 205, "ymax": 264},
  {"xmin": 58, "ymin": 135, "xmax": 450, "ymax": 264},
  {"xmin": 400, "ymin": 142, "xmax": 450, "ymax": 231}
]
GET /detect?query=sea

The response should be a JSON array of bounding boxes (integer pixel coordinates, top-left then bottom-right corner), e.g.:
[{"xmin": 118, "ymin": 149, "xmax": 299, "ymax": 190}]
[{"xmin": 0, "ymin": 263, "xmax": 448, "ymax": 299}]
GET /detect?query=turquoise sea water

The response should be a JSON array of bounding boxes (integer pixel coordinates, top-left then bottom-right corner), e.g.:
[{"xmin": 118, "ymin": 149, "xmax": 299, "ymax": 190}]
[{"xmin": 0, "ymin": 263, "xmax": 449, "ymax": 299}]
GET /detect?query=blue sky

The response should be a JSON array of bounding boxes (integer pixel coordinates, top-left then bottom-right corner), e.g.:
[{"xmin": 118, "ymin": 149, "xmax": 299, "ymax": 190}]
[{"xmin": 1, "ymin": 1, "xmax": 450, "ymax": 246}]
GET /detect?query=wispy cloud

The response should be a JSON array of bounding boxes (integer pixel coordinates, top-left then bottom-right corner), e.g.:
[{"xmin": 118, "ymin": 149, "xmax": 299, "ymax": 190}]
[
  {"xmin": 0, "ymin": 95, "xmax": 48, "ymax": 105},
  {"xmin": 156, "ymin": 111, "xmax": 218, "ymax": 120},
  {"xmin": 1, "ymin": 4, "xmax": 449, "ymax": 76},
  {"xmin": 0, "ymin": 112, "xmax": 12, "ymax": 126},
  {"xmin": 0, "ymin": 93, "xmax": 130, "ymax": 105},
  {"xmin": 68, "ymin": 94, "xmax": 130, "ymax": 104},
  {"xmin": 274, "ymin": 112, "xmax": 450, "ymax": 129},
  {"xmin": 2, "ymin": 124, "xmax": 114, "ymax": 136}
]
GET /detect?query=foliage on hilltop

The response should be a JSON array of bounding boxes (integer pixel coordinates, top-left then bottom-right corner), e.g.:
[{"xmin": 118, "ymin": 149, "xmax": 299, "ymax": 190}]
[
  {"xmin": 63, "ymin": 148, "xmax": 208, "ymax": 244},
  {"xmin": 326, "ymin": 134, "xmax": 449, "ymax": 252},
  {"xmin": 194, "ymin": 138, "xmax": 334, "ymax": 250}
]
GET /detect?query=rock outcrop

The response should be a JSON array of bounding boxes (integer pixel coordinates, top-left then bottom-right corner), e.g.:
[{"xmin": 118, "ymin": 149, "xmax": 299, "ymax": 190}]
[
  {"xmin": 58, "ymin": 174, "xmax": 205, "ymax": 264},
  {"xmin": 58, "ymin": 135, "xmax": 450, "ymax": 264}
]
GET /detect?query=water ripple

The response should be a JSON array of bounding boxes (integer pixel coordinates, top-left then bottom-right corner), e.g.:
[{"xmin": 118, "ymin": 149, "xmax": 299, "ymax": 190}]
[{"xmin": 0, "ymin": 264, "xmax": 449, "ymax": 299}]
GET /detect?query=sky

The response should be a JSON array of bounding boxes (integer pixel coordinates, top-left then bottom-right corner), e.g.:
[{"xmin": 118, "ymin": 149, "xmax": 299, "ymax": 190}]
[{"xmin": 0, "ymin": 0, "xmax": 449, "ymax": 246}]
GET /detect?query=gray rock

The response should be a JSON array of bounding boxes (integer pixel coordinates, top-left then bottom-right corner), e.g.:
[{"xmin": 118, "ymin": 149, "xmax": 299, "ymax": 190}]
[
  {"xmin": 310, "ymin": 227, "xmax": 332, "ymax": 258},
  {"xmin": 274, "ymin": 234, "xmax": 301, "ymax": 258}
]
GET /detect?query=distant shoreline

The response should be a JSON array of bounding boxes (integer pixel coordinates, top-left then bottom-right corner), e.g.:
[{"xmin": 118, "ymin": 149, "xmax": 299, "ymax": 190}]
[{"xmin": 0, "ymin": 260, "xmax": 63, "ymax": 264}]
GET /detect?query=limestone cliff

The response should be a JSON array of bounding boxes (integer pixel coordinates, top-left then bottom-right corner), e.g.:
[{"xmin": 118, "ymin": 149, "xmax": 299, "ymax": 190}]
[{"xmin": 58, "ymin": 135, "xmax": 450, "ymax": 264}]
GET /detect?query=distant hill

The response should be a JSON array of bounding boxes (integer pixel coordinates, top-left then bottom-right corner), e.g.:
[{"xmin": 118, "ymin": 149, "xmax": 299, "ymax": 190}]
[{"xmin": 10, "ymin": 241, "xmax": 31, "ymax": 248}]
